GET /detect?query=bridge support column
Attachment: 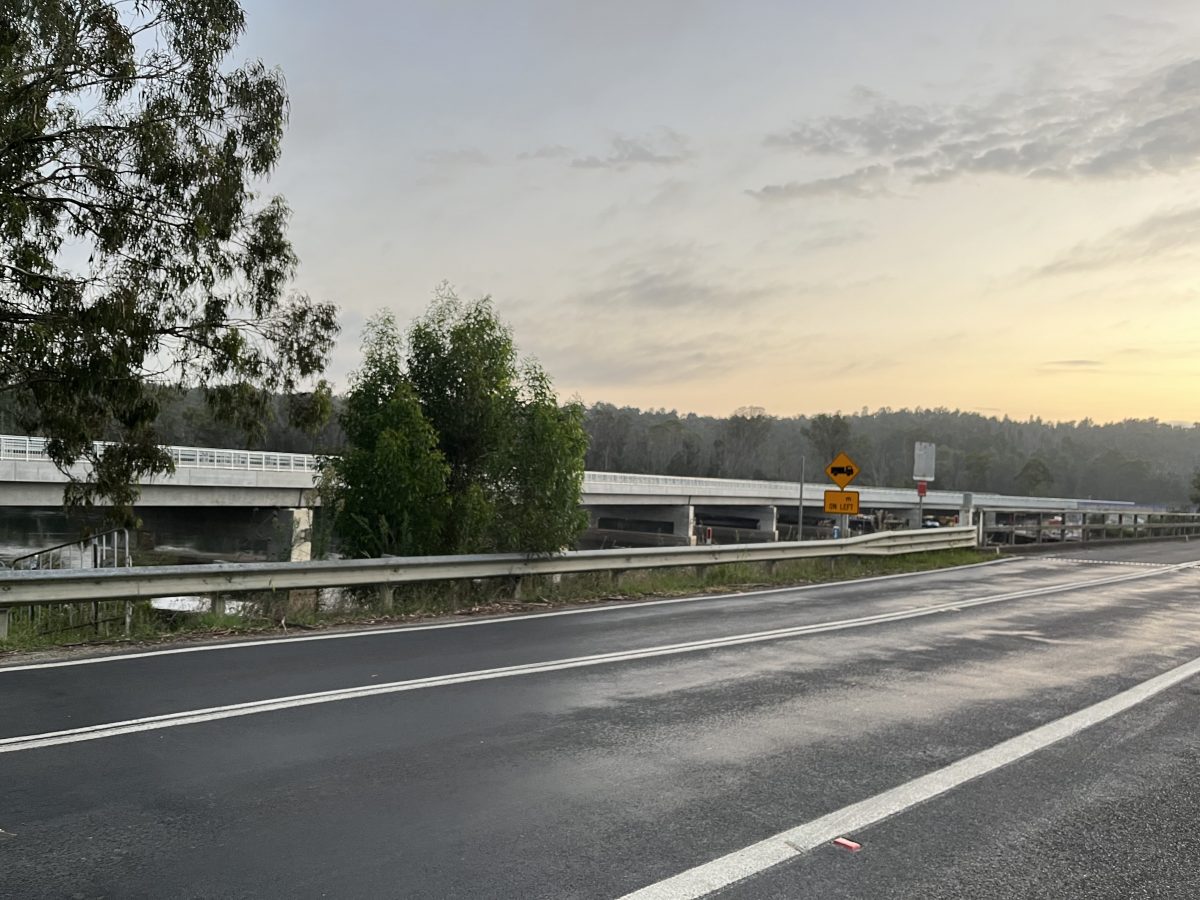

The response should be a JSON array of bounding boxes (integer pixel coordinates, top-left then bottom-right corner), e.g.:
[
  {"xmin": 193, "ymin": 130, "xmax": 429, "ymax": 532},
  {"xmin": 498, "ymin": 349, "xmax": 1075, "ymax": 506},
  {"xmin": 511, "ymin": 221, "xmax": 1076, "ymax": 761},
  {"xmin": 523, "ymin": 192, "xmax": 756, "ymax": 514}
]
[
  {"xmin": 959, "ymin": 493, "xmax": 975, "ymax": 529},
  {"xmin": 672, "ymin": 504, "xmax": 696, "ymax": 544},
  {"xmin": 287, "ymin": 508, "xmax": 316, "ymax": 616},
  {"xmin": 289, "ymin": 508, "xmax": 313, "ymax": 562}
]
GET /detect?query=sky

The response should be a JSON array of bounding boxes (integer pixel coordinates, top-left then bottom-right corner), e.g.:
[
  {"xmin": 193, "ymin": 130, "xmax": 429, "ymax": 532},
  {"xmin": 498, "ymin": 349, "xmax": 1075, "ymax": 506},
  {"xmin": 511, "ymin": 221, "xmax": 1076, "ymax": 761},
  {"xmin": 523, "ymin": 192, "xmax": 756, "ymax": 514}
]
[{"xmin": 234, "ymin": 0, "xmax": 1200, "ymax": 423}]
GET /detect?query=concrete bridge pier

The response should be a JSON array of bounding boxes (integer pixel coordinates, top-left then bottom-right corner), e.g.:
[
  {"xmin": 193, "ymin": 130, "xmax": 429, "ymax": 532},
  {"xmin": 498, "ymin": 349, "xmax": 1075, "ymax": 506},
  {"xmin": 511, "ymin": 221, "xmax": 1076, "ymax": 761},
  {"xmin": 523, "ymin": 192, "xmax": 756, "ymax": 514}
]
[
  {"xmin": 286, "ymin": 508, "xmax": 316, "ymax": 615},
  {"xmin": 588, "ymin": 504, "xmax": 696, "ymax": 545},
  {"xmin": 289, "ymin": 507, "xmax": 313, "ymax": 562}
]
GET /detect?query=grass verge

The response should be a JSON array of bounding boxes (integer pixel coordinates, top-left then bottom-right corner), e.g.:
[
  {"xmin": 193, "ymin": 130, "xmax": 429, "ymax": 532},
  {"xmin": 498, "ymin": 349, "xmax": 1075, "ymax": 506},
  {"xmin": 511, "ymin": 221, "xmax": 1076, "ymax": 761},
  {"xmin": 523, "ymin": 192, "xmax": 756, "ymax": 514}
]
[{"xmin": 0, "ymin": 548, "xmax": 992, "ymax": 656}]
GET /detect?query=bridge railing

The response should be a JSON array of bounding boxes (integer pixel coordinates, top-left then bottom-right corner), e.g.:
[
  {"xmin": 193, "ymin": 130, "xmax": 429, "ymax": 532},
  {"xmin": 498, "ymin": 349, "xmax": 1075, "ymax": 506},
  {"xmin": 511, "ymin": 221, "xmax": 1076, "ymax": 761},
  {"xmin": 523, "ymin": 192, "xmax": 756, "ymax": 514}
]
[
  {"xmin": 0, "ymin": 435, "xmax": 319, "ymax": 473},
  {"xmin": 581, "ymin": 470, "xmax": 1133, "ymax": 512}
]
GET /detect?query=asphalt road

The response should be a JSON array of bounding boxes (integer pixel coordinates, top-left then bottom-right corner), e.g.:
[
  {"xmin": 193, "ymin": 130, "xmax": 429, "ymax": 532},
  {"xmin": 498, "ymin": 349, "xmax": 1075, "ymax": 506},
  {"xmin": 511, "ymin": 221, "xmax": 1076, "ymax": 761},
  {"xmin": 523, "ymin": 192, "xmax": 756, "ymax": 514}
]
[{"xmin": 2, "ymin": 542, "xmax": 1199, "ymax": 898}]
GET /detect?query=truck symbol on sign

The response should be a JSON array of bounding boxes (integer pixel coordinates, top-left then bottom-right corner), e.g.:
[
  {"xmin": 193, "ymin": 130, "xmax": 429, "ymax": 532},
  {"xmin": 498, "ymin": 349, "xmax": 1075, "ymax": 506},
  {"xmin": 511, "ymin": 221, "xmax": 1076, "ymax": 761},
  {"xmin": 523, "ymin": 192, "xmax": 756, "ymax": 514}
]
[{"xmin": 829, "ymin": 465, "xmax": 856, "ymax": 477}]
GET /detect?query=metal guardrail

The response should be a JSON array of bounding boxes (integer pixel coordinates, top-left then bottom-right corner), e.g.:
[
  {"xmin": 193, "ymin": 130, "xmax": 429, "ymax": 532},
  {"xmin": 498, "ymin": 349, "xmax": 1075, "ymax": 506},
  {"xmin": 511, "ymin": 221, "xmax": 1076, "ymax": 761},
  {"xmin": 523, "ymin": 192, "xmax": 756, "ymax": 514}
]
[
  {"xmin": 982, "ymin": 509, "xmax": 1200, "ymax": 546},
  {"xmin": 0, "ymin": 527, "xmax": 977, "ymax": 607},
  {"xmin": 0, "ymin": 435, "xmax": 317, "ymax": 473}
]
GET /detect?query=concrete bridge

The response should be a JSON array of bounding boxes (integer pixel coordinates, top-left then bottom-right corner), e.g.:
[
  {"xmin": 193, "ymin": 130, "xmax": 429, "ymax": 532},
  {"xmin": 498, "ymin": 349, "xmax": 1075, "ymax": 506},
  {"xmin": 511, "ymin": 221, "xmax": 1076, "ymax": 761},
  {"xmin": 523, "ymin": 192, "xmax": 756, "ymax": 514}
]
[{"xmin": 0, "ymin": 435, "xmax": 1138, "ymax": 546}]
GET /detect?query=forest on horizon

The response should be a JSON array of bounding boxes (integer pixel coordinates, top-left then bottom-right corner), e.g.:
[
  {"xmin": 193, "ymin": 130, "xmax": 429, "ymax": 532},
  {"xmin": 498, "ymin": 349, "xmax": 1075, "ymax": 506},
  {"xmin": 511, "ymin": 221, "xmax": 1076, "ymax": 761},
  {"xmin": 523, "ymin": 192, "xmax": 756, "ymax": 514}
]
[{"xmin": 3, "ymin": 391, "xmax": 1196, "ymax": 508}]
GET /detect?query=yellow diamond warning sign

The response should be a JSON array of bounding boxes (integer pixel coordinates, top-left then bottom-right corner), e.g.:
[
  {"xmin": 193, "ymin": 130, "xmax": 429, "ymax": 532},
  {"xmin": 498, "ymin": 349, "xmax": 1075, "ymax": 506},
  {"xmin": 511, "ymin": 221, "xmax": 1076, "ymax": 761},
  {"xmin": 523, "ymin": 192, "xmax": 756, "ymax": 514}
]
[
  {"xmin": 824, "ymin": 490, "xmax": 860, "ymax": 515},
  {"xmin": 825, "ymin": 452, "xmax": 860, "ymax": 489}
]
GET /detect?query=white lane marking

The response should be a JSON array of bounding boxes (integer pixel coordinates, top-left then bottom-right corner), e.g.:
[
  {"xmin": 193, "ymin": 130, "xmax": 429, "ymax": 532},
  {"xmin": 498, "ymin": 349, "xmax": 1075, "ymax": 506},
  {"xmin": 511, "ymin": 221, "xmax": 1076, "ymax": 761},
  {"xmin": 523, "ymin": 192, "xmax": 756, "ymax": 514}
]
[
  {"xmin": 0, "ymin": 563, "xmax": 1190, "ymax": 754},
  {"xmin": 0, "ymin": 557, "xmax": 1021, "ymax": 673},
  {"xmin": 1043, "ymin": 557, "xmax": 1170, "ymax": 568},
  {"xmin": 621, "ymin": 651, "xmax": 1200, "ymax": 900}
]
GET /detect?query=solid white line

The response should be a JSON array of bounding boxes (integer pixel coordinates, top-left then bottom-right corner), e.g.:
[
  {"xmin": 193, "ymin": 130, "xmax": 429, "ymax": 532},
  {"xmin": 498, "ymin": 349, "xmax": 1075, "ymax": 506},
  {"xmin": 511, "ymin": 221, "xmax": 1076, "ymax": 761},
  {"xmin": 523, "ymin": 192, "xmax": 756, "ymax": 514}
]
[
  {"xmin": 619, "ymin": 650, "xmax": 1200, "ymax": 899},
  {"xmin": 0, "ymin": 556, "xmax": 1022, "ymax": 673},
  {"xmin": 0, "ymin": 562, "xmax": 1189, "ymax": 754}
]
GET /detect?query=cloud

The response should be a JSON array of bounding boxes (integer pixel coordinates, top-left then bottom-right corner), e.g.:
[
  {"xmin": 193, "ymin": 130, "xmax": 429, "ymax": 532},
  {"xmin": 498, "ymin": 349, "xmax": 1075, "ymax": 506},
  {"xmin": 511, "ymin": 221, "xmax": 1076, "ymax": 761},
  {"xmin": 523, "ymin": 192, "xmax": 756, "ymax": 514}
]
[
  {"xmin": 793, "ymin": 223, "xmax": 871, "ymax": 251},
  {"xmin": 519, "ymin": 144, "xmax": 574, "ymax": 160},
  {"xmin": 767, "ymin": 98, "xmax": 947, "ymax": 157},
  {"xmin": 578, "ymin": 252, "xmax": 783, "ymax": 311},
  {"xmin": 748, "ymin": 165, "xmax": 891, "ymax": 202},
  {"xmin": 571, "ymin": 132, "xmax": 691, "ymax": 170},
  {"xmin": 1037, "ymin": 359, "xmax": 1106, "ymax": 375},
  {"xmin": 420, "ymin": 148, "xmax": 490, "ymax": 166},
  {"xmin": 548, "ymin": 331, "xmax": 760, "ymax": 386},
  {"xmin": 763, "ymin": 57, "xmax": 1200, "ymax": 189},
  {"xmin": 1036, "ymin": 206, "xmax": 1200, "ymax": 277}
]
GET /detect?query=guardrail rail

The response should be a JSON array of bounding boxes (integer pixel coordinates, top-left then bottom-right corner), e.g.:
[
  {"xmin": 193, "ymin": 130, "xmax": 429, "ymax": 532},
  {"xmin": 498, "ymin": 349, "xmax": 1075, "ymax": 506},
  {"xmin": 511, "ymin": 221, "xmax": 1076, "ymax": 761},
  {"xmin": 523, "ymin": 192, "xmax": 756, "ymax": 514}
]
[{"xmin": 0, "ymin": 527, "xmax": 976, "ymax": 620}]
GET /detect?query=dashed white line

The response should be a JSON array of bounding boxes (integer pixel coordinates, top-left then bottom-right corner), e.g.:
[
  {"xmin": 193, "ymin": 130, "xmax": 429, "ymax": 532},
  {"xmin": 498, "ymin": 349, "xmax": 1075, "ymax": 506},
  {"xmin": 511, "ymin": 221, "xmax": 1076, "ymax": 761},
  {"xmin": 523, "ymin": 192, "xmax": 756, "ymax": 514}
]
[
  {"xmin": 0, "ymin": 562, "xmax": 1190, "ymax": 754},
  {"xmin": 1043, "ymin": 557, "xmax": 1169, "ymax": 568}
]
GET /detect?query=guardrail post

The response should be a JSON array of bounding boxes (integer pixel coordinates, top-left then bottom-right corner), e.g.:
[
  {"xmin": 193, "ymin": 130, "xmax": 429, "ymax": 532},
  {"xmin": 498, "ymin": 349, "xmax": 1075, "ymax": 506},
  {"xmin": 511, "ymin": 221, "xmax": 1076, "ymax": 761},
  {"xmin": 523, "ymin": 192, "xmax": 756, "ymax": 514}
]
[
  {"xmin": 0, "ymin": 607, "xmax": 8, "ymax": 640},
  {"xmin": 377, "ymin": 584, "xmax": 394, "ymax": 613},
  {"xmin": 211, "ymin": 596, "xmax": 225, "ymax": 617}
]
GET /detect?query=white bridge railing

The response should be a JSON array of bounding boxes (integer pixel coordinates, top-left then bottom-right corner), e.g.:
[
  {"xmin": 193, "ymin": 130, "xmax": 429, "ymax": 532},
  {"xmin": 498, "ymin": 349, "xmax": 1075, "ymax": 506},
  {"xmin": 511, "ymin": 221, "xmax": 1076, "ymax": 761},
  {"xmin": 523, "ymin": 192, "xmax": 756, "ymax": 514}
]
[{"xmin": 0, "ymin": 435, "xmax": 318, "ymax": 473}]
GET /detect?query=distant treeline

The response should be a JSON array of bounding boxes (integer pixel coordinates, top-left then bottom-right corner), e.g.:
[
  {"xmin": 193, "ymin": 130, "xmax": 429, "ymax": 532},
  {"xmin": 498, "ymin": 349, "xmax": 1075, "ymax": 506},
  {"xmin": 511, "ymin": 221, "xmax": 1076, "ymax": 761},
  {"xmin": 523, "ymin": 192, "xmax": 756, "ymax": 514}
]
[
  {"xmin": 581, "ymin": 405, "xmax": 1199, "ymax": 508},
  {"xmin": 3, "ymin": 391, "xmax": 1195, "ymax": 507}
]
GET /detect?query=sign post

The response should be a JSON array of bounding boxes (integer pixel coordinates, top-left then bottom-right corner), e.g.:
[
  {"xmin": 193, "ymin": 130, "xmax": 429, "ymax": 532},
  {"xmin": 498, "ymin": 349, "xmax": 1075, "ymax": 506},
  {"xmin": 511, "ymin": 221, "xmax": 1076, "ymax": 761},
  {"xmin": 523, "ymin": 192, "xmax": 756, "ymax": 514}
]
[
  {"xmin": 913, "ymin": 443, "xmax": 936, "ymax": 527},
  {"xmin": 797, "ymin": 456, "xmax": 806, "ymax": 542},
  {"xmin": 824, "ymin": 452, "xmax": 861, "ymax": 538}
]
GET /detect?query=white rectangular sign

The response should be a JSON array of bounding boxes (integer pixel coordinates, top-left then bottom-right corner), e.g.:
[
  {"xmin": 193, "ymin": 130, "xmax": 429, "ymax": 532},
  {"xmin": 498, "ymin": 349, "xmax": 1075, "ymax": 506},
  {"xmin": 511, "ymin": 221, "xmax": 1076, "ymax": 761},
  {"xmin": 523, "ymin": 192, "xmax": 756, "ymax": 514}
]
[{"xmin": 913, "ymin": 441, "xmax": 936, "ymax": 482}]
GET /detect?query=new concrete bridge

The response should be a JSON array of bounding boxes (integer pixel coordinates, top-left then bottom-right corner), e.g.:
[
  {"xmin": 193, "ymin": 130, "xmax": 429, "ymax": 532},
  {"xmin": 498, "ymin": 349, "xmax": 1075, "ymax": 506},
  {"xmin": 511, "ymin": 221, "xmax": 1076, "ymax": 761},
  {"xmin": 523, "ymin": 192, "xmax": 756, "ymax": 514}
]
[{"xmin": 1, "ymin": 435, "xmax": 1139, "ymax": 546}]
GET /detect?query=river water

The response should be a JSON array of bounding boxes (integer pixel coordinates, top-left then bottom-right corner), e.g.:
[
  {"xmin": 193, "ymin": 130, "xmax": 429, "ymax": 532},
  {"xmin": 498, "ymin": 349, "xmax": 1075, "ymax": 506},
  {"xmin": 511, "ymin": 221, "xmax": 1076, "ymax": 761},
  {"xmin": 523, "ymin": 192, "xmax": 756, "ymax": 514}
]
[{"xmin": 0, "ymin": 507, "xmax": 309, "ymax": 566}]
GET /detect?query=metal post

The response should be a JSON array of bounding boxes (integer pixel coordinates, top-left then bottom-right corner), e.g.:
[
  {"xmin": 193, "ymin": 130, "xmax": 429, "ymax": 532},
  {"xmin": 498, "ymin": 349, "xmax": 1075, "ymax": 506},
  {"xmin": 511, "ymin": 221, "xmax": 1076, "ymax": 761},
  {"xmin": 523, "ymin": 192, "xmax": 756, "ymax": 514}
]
[
  {"xmin": 0, "ymin": 608, "xmax": 9, "ymax": 640},
  {"xmin": 798, "ymin": 456, "xmax": 805, "ymax": 542}
]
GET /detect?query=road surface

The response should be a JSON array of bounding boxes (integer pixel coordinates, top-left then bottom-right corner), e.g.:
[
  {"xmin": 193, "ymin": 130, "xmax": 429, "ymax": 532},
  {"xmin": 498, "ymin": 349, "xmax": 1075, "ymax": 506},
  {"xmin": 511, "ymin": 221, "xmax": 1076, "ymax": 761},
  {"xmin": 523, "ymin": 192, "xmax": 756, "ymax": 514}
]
[{"xmin": 2, "ymin": 542, "xmax": 1200, "ymax": 898}]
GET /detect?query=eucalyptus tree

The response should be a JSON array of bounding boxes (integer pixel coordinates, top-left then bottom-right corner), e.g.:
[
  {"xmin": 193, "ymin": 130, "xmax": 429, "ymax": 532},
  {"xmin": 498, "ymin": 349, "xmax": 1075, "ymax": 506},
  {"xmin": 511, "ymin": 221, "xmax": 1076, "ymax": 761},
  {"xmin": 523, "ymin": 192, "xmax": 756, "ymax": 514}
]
[{"xmin": 1, "ymin": 1, "xmax": 338, "ymax": 516}]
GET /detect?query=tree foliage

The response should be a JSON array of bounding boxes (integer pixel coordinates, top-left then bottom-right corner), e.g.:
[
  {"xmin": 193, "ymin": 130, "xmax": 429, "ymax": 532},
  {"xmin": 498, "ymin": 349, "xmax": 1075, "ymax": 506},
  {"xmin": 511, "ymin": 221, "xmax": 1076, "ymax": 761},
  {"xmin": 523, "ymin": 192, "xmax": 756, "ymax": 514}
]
[
  {"xmin": 322, "ymin": 289, "xmax": 588, "ymax": 558},
  {"xmin": 318, "ymin": 313, "xmax": 449, "ymax": 558},
  {"xmin": 0, "ymin": 0, "xmax": 338, "ymax": 517},
  {"xmin": 802, "ymin": 413, "xmax": 852, "ymax": 465}
]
